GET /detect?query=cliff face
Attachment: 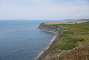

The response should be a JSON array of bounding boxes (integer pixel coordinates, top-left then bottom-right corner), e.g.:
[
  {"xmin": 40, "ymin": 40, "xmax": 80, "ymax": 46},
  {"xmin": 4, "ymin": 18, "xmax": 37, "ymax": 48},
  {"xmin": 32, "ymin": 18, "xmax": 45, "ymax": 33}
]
[
  {"xmin": 39, "ymin": 23, "xmax": 61, "ymax": 32},
  {"xmin": 37, "ymin": 31, "xmax": 63, "ymax": 60},
  {"xmin": 37, "ymin": 23, "xmax": 63, "ymax": 60},
  {"xmin": 40, "ymin": 46, "xmax": 89, "ymax": 60},
  {"xmin": 39, "ymin": 23, "xmax": 49, "ymax": 29},
  {"xmin": 38, "ymin": 21, "xmax": 89, "ymax": 60}
]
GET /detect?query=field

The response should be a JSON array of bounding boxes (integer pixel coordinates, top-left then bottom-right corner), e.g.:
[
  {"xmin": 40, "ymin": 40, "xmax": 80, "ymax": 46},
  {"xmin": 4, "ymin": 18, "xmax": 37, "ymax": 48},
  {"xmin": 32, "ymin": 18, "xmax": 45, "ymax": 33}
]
[{"xmin": 48, "ymin": 22, "xmax": 89, "ymax": 52}]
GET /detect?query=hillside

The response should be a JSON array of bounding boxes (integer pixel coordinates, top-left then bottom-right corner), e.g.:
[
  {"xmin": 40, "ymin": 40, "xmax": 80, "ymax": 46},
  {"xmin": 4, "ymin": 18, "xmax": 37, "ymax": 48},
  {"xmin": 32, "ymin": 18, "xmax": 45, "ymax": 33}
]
[{"xmin": 38, "ymin": 21, "xmax": 89, "ymax": 60}]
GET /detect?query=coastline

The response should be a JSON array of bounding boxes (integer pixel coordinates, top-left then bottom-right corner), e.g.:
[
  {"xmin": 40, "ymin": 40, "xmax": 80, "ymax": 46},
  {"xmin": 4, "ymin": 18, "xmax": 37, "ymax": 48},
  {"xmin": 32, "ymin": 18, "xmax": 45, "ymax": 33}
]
[
  {"xmin": 35, "ymin": 27, "xmax": 63, "ymax": 60},
  {"xmin": 35, "ymin": 20, "xmax": 89, "ymax": 60},
  {"xmin": 35, "ymin": 33, "xmax": 57, "ymax": 60}
]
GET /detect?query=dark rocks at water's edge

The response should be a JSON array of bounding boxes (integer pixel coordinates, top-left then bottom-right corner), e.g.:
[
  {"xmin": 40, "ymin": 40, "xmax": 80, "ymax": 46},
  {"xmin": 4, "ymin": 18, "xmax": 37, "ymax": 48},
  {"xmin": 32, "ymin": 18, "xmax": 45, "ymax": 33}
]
[{"xmin": 39, "ymin": 22, "xmax": 61, "ymax": 32}]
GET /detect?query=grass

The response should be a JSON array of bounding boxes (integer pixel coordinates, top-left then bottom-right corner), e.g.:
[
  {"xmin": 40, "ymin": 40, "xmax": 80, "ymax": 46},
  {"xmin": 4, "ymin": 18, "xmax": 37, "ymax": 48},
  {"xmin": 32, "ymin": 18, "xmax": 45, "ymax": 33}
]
[{"xmin": 47, "ymin": 22, "xmax": 89, "ymax": 51}]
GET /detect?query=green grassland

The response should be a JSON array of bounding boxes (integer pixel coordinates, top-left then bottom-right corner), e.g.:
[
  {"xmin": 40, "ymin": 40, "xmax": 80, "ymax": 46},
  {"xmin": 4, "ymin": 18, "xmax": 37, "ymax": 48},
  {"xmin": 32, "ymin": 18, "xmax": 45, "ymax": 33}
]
[{"xmin": 48, "ymin": 22, "xmax": 89, "ymax": 52}]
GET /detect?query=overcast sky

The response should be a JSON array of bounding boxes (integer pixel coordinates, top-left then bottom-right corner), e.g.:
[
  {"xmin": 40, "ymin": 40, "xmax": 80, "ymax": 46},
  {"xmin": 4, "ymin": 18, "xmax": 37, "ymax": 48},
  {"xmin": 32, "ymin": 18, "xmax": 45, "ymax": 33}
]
[{"xmin": 0, "ymin": 0, "xmax": 89, "ymax": 20}]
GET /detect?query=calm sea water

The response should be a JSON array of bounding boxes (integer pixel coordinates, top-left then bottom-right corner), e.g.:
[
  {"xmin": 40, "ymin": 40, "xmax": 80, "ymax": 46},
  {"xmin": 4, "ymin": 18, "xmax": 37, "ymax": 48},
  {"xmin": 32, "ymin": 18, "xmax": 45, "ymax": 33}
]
[{"xmin": 0, "ymin": 20, "xmax": 54, "ymax": 60}]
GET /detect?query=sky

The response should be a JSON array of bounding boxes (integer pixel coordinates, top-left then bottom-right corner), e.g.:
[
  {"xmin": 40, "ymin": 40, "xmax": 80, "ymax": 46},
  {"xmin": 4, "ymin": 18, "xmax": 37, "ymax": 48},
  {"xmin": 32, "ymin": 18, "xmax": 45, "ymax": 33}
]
[{"xmin": 0, "ymin": 0, "xmax": 89, "ymax": 20}]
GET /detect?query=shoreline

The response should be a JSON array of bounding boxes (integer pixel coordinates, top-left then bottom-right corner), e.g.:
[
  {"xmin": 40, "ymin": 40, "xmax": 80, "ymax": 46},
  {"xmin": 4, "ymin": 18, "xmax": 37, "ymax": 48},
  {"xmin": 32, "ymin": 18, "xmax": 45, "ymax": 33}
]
[
  {"xmin": 35, "ymin": 20, "xmax": 89, "ymax": 60},
  {"xmin": 35, "ymin": 29, "xmax": 58, "ymax": 60}
]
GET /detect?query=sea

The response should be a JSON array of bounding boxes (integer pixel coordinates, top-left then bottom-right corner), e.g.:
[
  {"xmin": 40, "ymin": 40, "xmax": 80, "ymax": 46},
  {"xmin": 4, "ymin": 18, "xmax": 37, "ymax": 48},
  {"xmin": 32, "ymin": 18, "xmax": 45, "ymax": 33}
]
[
  {"xmin": 0, "ymin": 20, "xmax": 67, "ymax": 60},
  {"xmin": 0, "ymin": 20, "xmax": 55, "ymax": 60}
]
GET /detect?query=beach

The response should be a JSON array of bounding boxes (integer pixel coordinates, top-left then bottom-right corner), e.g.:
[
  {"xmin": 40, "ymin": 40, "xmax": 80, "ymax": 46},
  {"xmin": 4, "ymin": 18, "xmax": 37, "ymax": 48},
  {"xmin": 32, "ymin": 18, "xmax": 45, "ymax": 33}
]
[{"xmin": 36, "ymin": 23, "xmax": 63, "ymax": 60}]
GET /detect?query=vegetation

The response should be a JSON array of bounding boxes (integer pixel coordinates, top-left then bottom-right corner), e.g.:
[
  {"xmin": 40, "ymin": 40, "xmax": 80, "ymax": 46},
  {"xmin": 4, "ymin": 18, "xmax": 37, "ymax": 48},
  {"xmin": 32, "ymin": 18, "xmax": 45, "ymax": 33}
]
[{"xmin": 48, "ymin": 22, "xmax": 89, "ymax": 51}]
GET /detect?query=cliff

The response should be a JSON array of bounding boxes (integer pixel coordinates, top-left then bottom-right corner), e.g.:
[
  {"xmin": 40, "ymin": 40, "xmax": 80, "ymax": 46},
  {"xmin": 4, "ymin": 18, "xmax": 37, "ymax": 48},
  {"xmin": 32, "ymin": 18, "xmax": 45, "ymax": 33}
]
[
  {"xmin": 37, "ymin": 23, "xmax": 63, "ymax": 60},
  {"xmin": 39, "ymin": 22, "xmax": 62, "ymax": 32},
  {"xmin": 37, "ymin": 21, "xmax": 89, "ymax": 60}
]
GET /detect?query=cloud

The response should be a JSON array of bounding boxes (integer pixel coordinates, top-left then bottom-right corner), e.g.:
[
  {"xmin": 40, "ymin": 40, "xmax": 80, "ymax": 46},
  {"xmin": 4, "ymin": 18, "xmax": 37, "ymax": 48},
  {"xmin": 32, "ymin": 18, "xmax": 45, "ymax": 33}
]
[
  {"xmin": 49, "ymin": 0, "xmax": 89, "ymax": 5},
  {"xmin": 0, "ymin": 0, "xmax": 89, "ymax": 20}
]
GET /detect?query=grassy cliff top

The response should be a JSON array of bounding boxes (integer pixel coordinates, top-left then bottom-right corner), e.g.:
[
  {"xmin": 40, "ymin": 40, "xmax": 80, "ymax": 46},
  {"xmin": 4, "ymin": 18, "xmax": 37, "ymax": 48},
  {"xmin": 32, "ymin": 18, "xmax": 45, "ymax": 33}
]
[{"xmin": 47, "ymin": 21, "xmax": 89, "ymax": 52}]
